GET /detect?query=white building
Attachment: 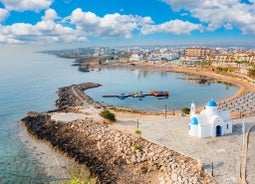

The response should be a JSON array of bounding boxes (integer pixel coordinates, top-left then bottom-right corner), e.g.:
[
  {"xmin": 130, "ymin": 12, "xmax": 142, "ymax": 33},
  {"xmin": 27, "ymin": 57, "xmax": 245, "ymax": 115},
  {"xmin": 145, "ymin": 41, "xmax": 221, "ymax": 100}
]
[
  {"xmin": 189, "ymin": 100, "xmax": 232, "ymax": 138},
  {"xmin": 129, "ymin": 53, "xmax": 144, "ymax": 61}
]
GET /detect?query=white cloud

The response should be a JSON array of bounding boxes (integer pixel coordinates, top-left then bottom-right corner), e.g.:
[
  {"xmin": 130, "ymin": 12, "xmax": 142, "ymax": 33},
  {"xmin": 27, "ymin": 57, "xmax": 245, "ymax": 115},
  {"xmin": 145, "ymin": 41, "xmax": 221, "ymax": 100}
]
[
  {"xmin": 0, "ymin": 9, "xmax": 86, "ymax": 44},
  {"xmin": 0, "ymin": 8, "xmax": 154, "ymax": 45},
  {"xmin": 141, "ymin": 20, "xmax": 204, "ymax": 35},
  {"xmin": 0, "ymin": 6, "xmax": 208, "ymax": 45},
  {"xmin": 0, "ymin": 8, "xmax": 9, "ymax": 22},
  {"xmin": 69, "ymin": 8, "xmax": 152, "ymax": 38},
  {"xmin": 162, "ymin": 0, "xmax": 255, "ymax": 35},
  {"xmin": 42, "ymin": 8, "xmax": 58, "ymax": 21},
  {"xmin": 2, "ymin": 0, "xmax": 53, "ymax": 11},
  {"xmin": 224, "ymin": 23, "xmax": 233, "ymax": 30}
]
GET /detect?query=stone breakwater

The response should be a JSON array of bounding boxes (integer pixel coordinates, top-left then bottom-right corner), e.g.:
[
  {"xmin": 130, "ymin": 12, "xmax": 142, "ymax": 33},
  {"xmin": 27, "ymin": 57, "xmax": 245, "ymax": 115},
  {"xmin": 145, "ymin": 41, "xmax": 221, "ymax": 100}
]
[
  {"xmin": 55, "ymin": 82, "xmax": 101, "ymax": 108},
  {"xmin": 20, "ymin": 112, "xmax": 218, "ymax": 184}
]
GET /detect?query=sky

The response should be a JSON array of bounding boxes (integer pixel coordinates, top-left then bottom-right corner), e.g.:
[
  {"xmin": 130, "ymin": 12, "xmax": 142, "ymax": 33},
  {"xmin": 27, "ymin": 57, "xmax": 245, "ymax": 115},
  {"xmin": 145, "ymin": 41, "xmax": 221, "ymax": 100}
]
[{"xmin": 0, "ymin": 0, "xmax": 255, "ymax": 48}]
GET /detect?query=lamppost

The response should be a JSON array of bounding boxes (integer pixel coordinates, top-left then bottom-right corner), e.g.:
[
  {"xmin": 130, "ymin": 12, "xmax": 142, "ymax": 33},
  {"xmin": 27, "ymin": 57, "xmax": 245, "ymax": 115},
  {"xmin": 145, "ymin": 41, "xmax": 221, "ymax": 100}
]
[{"xmin": 136, "ymin": 119, "xmax": 140, "ymax": 129}]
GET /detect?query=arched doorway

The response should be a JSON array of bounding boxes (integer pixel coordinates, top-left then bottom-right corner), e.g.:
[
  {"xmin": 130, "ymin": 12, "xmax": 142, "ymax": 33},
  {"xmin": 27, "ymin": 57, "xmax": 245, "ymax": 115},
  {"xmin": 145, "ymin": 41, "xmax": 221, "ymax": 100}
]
[{"xmin": 216, "ymin": 125, "xmax": 221, "ymax": 136}]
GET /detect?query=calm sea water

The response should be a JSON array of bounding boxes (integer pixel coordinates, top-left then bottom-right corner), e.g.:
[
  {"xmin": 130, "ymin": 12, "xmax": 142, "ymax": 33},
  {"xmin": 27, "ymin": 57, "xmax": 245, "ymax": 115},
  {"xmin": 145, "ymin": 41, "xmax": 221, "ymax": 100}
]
[
  {"xmin": 0, "ymin": 49, "xmax": 239, "ymax": 183},
  {"xmin": 85, "ymin": 69, "xmax": 239, "ymax": 111}
]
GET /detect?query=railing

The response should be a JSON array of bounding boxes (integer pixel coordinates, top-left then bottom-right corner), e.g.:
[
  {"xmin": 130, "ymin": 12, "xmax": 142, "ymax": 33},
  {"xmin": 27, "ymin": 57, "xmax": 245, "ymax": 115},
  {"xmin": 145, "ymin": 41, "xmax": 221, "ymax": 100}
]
[{"xmin": 240, "ymin": 124, "xmax": 255, "ymax": 184}]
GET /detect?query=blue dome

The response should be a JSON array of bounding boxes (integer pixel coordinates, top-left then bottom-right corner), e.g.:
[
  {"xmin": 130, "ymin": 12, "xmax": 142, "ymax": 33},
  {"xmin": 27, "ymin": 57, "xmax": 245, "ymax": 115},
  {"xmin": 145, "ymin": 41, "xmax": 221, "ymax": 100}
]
[
  {"xmin": 190, "ymin": 117, "xmax": 198, "ymax": 125},
  {"xmin": 206, "ymin": 100, "xmax": 217, "ymax": 107}
]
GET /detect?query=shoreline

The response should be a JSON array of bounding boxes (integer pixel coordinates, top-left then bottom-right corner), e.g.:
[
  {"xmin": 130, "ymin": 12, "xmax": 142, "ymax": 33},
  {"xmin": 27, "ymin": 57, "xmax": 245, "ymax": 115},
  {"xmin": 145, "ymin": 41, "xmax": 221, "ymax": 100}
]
[
  {"xmin": 19, "ymin": 60, "xmax": 255, "ymax": 183},
  {"xmin": 18, "ymin": 123, "xmax": 90, "ymax": 182},
  {"xmin": 87, "ymin": 61, "xmax": 255, "ymax": 118}
]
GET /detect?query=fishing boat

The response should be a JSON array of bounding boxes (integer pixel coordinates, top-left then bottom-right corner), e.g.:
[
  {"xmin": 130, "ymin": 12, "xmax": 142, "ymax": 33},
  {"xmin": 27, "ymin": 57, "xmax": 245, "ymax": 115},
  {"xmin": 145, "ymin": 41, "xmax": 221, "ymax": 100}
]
[
  {"xmin": 119, "ymin": 93, "xmax": 128, "ymax": 100},
  {"xmin": 149, "ymin": 90, "xmax": 169, "ymax": 97},
  {"xmin": 133, "ymin": 91, "xmax": 145, "ymax": 98}
]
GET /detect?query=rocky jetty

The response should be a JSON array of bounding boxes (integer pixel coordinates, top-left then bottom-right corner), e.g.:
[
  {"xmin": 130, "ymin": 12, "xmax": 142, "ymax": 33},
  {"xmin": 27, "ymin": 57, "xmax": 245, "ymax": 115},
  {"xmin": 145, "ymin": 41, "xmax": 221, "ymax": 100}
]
[
  {"xmin": 55, "ymin": 82, "xmax": 101, "ymax": 108},
  {"xmin": 20, "ymin": 113, "xmax": 218, "ymax": 184},
  {"xmin": 20, "ymin": 82, "xmax": 218, "ymax": 183}
]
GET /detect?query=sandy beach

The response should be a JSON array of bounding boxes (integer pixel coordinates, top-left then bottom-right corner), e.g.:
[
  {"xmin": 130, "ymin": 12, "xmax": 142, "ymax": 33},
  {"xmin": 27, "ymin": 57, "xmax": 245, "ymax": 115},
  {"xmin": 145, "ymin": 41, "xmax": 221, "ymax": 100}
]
[{"xmin": 91, "ymin": 60, "xmax": 255, "ymax": 118}]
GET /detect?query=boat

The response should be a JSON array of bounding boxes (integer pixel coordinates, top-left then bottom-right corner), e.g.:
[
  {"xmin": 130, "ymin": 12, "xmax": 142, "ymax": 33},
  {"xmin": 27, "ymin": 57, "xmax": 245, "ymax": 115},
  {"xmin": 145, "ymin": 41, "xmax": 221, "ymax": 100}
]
[
  {"xmin": 133, "ymin": 91, "xmax": 145, "ymax": 98},
  {"xmin": 149, "ymin": 90, "xmax": 169, "ymax": 97},
  {"xmin": 119, "ymin": 93, "xmax": 128, "ymax": 100}
]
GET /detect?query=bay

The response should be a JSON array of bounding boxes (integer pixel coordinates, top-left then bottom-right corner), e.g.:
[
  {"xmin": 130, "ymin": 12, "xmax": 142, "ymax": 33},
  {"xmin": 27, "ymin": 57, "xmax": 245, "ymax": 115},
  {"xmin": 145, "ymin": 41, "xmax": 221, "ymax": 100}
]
[{"xmin": 0, "ymin": 48, "xmax": 239, "ymax": 183}]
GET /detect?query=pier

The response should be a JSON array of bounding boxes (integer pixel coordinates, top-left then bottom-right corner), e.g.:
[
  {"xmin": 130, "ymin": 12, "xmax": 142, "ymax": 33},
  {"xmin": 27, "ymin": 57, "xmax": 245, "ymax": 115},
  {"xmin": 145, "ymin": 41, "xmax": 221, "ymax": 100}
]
[{"xmin": 103, "ymin": 90, "xmax": 169, "ymax": 99}]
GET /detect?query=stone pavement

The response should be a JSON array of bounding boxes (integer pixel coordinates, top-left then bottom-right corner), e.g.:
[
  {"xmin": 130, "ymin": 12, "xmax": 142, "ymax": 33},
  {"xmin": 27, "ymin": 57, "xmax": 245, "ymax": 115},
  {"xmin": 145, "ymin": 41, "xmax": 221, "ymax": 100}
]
[{"xmin": 112, "ymin": 115, "xmax": 255, "ymax": 184}]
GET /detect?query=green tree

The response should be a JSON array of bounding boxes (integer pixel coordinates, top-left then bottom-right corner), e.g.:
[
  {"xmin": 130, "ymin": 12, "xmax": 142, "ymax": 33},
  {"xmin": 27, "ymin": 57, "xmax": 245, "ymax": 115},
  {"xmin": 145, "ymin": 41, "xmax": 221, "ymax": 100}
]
[
  {"xmin": 100, "ymin": 109, "xmax": 116, "ymax": 122},
  {"xmin": 182, "ymin": 107, "xmax": 190, "ymax": 115},
  {"xmin": 248, "ymin": 64, "xmax": 255, "ymax": 76}
]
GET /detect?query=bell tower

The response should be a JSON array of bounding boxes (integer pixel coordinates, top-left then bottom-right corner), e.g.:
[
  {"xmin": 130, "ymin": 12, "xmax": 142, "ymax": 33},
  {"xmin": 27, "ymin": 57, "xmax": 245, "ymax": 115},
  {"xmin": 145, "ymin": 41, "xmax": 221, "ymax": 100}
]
[{"xmin": 190, "ymin": 101, "xmax": 196, "ymax": 117}]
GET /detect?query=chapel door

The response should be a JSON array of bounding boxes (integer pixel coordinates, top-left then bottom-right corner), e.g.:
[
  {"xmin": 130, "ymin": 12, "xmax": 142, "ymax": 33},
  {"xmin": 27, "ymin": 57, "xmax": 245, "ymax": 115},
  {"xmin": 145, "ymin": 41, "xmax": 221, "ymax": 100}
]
[{"xmin": 216, "ymin": 125, "xmax": 221, "ymax": 136}]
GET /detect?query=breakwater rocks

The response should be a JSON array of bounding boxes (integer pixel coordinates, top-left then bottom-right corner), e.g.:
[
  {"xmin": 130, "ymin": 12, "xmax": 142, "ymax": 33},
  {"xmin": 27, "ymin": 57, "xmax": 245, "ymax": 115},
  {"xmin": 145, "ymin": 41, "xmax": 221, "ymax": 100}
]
[
  {"xmin": 20, "ymin": 112, "xmax": 218, "ymax": 184},
  {"xmin": 55, "ymin": 82, "xmax": 101, "ymax": 108}
]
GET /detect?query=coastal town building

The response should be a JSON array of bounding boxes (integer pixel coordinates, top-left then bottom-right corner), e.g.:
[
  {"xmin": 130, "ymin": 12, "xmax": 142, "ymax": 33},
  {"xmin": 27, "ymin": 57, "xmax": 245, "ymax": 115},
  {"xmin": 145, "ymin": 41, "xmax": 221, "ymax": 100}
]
[
  {"xmin": 129, "ymin": 49, "xmax": 179, "ymax": 62},
  {"xmin": 189, "ymin": 100, "xmax": 232, "ymax": 138},
  {"xmin": 129, "ymin": 53, "xmax": 144, "ymax": 61},
  {"xmin": 181, "ymin": 47, "xmax": 212, "ymax": 62},
  {"xmin": 207, "ymin": 50, "xmax": 255, "ymax": 66}
]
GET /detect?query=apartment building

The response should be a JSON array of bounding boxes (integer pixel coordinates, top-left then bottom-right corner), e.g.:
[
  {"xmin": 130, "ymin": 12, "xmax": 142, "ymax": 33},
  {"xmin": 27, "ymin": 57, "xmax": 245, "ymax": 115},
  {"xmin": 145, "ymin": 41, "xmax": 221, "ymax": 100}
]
[
  {"xmin": 185, "ymin": 47, "xmax": 212, "ymax": 58},
  {"xmin": 181, "ymin": 47, "xmax": 212, "ymax": 61}
]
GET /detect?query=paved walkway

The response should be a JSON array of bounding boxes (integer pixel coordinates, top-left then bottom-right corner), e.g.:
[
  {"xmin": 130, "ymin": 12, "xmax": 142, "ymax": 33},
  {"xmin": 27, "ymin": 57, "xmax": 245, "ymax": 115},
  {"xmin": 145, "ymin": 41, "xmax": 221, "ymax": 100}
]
[{"xmin": 111, "ymin": 115, "xmax": 255, "ymax": 184}]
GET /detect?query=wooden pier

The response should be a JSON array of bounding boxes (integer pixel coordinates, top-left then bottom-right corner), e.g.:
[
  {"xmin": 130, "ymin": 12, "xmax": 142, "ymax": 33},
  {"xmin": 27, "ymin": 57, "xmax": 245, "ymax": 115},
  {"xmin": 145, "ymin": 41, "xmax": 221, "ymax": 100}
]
[{"xmin": 103, "ymin": 90, "xmax": 169, "ymax": 99}]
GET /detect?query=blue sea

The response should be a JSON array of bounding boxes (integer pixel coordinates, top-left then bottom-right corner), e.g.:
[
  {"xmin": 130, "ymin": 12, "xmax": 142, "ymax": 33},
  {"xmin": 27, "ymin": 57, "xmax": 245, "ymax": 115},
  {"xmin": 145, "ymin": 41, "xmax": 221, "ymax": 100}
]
[{"xmin": 0, "ymin": 48, "xmax": 239, "ymax": 183}]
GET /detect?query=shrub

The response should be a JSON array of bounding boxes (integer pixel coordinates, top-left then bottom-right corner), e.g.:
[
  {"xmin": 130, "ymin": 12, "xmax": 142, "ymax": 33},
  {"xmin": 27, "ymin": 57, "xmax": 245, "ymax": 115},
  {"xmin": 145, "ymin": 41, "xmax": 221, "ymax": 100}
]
[
  {"xmin": 216, "ymin": 66, "xmax": 223, "ymax": 72},
  {"xmin": 182, "ymin": 107, "xmax": 190, "ymax": 115},
  {"xmin": 61, "ymin": 169, "xmax": 96, "ymax": 184},
  {"xmin": 133, "ymin": 144, "xmax": 141, "ymax": 151},
  {"xmin": 62, "ymin": 177, "xmax": 96, "ymax": 184},
  {"xmin": 100, "ymin": 109, "xmax": 116, "ymax": 122},
  {"xmin": 135, "ymin": 129, "xmax": 142, "ymax": 136},
  {"xmin": 223, "ymin": 68, "xmax": 229, "ymax": 72}
]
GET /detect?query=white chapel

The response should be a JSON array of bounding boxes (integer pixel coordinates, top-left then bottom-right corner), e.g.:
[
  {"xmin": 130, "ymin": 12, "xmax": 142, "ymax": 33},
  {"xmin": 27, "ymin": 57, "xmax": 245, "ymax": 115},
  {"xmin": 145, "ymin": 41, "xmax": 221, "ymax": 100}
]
[{"xmin": 188, "ymin": 99, "xmax": 232, "ymax": 138}]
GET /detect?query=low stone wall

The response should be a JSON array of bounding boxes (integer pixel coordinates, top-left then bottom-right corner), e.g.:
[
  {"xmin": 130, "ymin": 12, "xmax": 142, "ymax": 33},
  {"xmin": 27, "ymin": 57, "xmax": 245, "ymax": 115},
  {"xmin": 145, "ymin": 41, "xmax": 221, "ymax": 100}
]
[{"xmin": 20, "ymin": 113, "xmax": 218, "ymax": 184}]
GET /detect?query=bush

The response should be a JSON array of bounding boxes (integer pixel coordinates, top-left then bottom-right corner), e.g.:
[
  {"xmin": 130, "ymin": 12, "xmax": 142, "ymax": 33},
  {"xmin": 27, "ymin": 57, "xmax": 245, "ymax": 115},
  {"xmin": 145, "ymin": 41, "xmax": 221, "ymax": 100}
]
[
  {"xmin": 223, "ymin": 68, "xmax": 229, "ymax": 72},
  {"xmin": 135, "ymin": 129, "xmax": 142, "ymax": 136},
  {"xmin": 100, "ymin": 109, "xmax": 116, "ymax": 122},
  {"xmin": 133, "ymin": 144, "xmax": 141, "ymax": 151},
  {"xmin": 61, "ymin": 169, "xmax": 96, "ymax": 184},
  {"xmin": 62, "ymin": 177, "xmax": 96, "ymax": 184},
  {"xmin": 182, "ymin": 107, "xmax": 190, "ymax": 115}
]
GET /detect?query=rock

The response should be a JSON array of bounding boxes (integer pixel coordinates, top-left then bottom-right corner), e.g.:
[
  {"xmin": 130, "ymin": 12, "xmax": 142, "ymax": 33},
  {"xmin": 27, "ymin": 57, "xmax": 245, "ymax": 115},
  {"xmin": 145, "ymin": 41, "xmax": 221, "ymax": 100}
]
[{"xmin": 171, "ymin": 173, "xmax": 178, "ymax": 182}]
